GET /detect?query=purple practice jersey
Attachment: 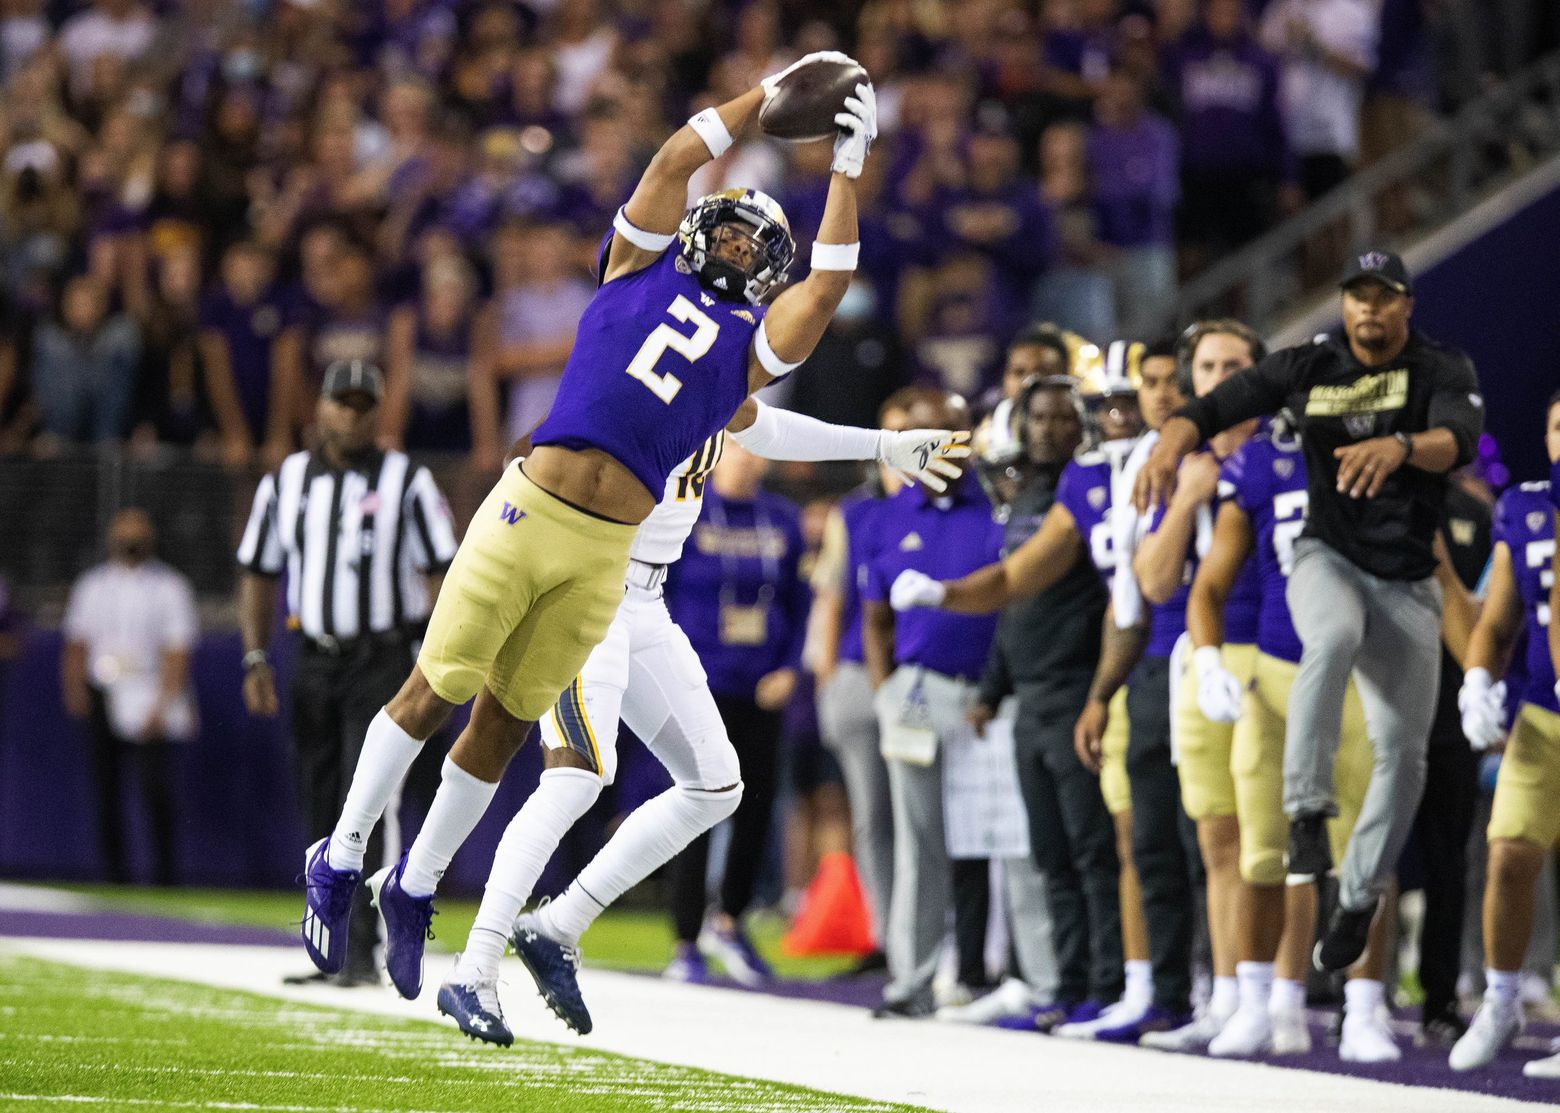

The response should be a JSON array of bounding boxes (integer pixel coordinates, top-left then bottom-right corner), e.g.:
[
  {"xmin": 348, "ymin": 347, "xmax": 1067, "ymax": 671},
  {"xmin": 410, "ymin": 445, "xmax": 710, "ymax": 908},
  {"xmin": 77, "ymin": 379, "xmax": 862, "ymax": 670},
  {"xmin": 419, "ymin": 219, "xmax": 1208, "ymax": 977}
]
[
  {"xmin": 531, "ymin": 238, "xmax": 764, "ymax": 498},
  {"xmin": 1222, "ymin": 431, "xmax": 1309, "ymax": 663},
  {"xmin": 1142, "ymin": 501, "xmax": 1193, "ymax": 659},
  {"xmin": 1492, "ymin": 481, "xmax": 1558, "ymax": 714}
]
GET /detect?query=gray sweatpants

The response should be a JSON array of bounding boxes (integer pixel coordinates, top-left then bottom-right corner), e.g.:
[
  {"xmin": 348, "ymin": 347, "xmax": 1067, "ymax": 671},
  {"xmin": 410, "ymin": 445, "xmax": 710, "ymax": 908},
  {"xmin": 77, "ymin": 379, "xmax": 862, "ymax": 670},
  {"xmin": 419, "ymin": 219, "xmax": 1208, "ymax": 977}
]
[
  {"xmin": 1285, "ymin": 537, "xmax": 1443, "ymax": 911},
  {"xmin": 818, "ymin": 661, "xmax": 894, "ymax": 941}
]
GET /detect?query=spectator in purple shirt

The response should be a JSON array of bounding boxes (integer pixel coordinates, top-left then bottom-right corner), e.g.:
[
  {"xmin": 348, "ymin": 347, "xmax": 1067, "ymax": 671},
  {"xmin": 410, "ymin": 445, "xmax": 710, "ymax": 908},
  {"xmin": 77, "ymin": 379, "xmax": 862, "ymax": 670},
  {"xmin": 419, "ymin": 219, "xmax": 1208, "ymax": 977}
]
[
  {"xmin": 1165, "ymin": 0, "xmax": 1294, "ymax": 268},
  {"xmin": 1087, "ymin": 67, "xmax": 1180, "ymax": 337},
  {"xmin": 198, "ymin": 239, "xmax": 284, "ymax": 459}
]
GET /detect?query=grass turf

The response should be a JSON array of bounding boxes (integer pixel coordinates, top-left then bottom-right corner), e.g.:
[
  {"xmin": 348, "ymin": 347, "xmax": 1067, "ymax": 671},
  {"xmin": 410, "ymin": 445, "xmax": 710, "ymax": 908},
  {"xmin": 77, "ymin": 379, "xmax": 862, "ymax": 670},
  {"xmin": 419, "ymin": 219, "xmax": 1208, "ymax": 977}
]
[
  {"xmin": 0, "ymin": 955, "xmax": 925, "ymax": 1113},
  {"xmin": 43, "ymin": 884, "xmax": 859, "ymax": 980}
]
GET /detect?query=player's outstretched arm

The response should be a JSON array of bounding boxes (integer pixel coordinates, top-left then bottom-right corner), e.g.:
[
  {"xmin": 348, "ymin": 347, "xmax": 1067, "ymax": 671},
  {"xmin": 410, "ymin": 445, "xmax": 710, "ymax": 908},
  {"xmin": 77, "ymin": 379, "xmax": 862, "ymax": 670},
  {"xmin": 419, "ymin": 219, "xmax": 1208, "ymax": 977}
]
[
  {"xmin": 726, "ymin": 398, "xmax": 970, "ymax": 491},
  {"xmin": 1188, "ymin": 501, "xmax": 1253, "ymax": 650},
  {"xmin": 894, "ymin": 502, "xmax": 1084, "ymax": 615},
  {"xmin": 748, "ymin": 83, "xmax": 875, "ymax": 392}
]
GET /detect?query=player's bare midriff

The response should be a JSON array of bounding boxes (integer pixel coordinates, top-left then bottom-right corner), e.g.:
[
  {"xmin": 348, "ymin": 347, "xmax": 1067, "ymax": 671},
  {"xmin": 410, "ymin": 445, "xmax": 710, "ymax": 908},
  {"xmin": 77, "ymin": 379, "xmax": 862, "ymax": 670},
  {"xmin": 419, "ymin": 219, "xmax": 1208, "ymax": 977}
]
[{"xmin": 524, "ymin": 444, "xmax": 657, "ymax": 525}]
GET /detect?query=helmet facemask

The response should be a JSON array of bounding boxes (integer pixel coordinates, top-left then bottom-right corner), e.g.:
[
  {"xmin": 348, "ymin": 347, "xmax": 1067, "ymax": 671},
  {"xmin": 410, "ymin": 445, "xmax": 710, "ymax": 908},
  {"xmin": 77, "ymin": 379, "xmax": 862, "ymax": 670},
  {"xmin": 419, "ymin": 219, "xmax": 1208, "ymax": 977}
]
[{"xmin": 678, "ymin": 189, "xmax": 795, "ymax": 305}]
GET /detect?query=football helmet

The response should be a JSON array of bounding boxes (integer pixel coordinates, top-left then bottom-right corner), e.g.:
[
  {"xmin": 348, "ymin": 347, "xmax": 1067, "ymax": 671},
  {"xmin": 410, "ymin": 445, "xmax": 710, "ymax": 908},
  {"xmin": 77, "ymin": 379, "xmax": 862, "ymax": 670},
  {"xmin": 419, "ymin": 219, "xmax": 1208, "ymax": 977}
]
[{"xmin": 678, "ymin": 188, "xmax": 795, "ymax": 305}]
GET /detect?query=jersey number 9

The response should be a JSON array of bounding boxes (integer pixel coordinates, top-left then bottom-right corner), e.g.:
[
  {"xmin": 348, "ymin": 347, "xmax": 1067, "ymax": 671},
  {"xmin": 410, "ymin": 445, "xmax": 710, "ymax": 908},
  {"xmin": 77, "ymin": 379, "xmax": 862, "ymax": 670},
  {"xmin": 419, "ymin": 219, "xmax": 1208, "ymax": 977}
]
[{"xmin": 625, "ymin": 295, "xmax": 721, "ymax": 404}]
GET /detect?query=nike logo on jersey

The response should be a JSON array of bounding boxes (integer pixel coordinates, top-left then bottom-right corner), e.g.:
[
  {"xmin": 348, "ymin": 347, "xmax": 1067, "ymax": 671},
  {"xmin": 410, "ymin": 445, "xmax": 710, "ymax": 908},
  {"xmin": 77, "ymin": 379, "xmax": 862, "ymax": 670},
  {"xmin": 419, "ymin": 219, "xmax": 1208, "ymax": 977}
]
[{"xmin": 499, "ymin": 502, "xmax": 527, "ymax": 525}]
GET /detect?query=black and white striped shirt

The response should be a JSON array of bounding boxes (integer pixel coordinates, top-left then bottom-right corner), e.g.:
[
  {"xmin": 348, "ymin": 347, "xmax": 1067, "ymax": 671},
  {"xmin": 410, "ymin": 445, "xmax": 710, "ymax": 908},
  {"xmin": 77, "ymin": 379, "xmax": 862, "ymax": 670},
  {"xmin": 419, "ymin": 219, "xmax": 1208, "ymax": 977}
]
[{"xmin": 236, "ymin": 450, "xmax": 459, "ymax": 641}]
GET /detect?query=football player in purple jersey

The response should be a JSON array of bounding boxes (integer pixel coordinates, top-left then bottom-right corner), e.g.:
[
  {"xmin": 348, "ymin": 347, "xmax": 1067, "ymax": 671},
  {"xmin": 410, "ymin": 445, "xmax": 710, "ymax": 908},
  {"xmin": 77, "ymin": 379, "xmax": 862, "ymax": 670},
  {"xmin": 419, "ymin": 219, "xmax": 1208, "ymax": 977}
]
[
  {"xmin": 296, "ymin": 53, "xmax": 951, "ymax": 1002},
  {"xmin": 1448, "ymin": 391, "xmax": 1560, "ymax": 1076}
]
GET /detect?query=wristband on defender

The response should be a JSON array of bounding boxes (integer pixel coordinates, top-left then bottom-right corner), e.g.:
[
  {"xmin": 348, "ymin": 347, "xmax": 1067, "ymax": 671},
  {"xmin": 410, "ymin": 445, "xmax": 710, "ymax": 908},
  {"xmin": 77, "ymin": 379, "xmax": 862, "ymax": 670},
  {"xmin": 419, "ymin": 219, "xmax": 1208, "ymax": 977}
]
[
  {"xmin": 810, "ymin": 241, "xmax": 860, "ymax": 271},
  {"xmin": 687, "ymin": 108, "xmax": 734, "ymax": 159},
  {"xmin": 754, "ymin": 319, "xmax": 803, "ymax": 379},
  {"xmin": 612, "ymin": 207, "xmax": 675, "ymax": 251}
]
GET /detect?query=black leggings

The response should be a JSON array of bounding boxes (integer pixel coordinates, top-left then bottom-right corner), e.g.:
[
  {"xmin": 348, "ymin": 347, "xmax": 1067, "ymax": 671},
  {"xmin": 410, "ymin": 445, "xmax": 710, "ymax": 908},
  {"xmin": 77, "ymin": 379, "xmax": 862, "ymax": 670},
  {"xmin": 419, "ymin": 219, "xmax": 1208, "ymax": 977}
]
[
  {"xmin": 670, "ymin": 694, "xmax": 783, "ymax": 942},
  {"xmin": 89, "ymin": 688, "xmax": 178, "ymax": 886}
]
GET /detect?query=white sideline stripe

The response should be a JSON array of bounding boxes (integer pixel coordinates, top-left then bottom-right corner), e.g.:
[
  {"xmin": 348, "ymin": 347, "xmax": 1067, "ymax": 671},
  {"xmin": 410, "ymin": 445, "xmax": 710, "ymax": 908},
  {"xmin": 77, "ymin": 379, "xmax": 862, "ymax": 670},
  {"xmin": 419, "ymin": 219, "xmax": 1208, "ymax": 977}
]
[
  {"xmin": 1, "ymin": 1096, "xmax": 456, "ymax": 1113},
  {"xmin": 2, "ymin": 938, "xmax": 1553, "ymax": 1113},
  {"xmin": 0, "ymin": 883, "xmax": 101, "ymax": 914}
]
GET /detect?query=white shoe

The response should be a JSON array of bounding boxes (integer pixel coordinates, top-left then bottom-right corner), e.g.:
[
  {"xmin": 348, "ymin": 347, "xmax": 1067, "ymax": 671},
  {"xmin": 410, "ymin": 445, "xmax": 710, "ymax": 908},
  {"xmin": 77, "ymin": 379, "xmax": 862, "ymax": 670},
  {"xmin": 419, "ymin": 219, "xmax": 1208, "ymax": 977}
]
[
  {"xmin": 936, "ymin": 978, "xmax": 1036, "ymax": 1024},
  {"xmin": 1140, "ymin": 1009, "xmax": 1226, "ymax": 1052},
  {"xmin": 1055, "ymin": 996, "xmax": 1146, "ymax": 1039},
  {"xmin": 1209, "ymin": 1003, "xmax": 1273, "ymax": 1057},
  {"xmin": 1449, "ymin": 999, "xmax": 1522, "ymax": 1071},
  {"xmin": 1524, "ymin": 1047, "xmax": 1560, "ymax": 1078},
  {"xmin": 1340, "ymin": 1006, "xmax": 1401, "ymax": 1063},
  {"xmin": 1269, "ymin": 1005, "xmax": 1312, "ymax": 1055}
]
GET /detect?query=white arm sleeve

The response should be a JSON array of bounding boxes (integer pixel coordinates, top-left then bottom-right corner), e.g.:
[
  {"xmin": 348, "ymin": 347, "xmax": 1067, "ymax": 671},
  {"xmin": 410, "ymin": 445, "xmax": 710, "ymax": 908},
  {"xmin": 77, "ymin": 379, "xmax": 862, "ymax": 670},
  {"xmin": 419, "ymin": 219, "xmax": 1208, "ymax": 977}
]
[
  {"xmin": 753, "ymin": 318, "xmax": 804, "ymax": 380},
  {"xmin": 730, "ymin": 399, "xmax": 883, "ymax": 462}
]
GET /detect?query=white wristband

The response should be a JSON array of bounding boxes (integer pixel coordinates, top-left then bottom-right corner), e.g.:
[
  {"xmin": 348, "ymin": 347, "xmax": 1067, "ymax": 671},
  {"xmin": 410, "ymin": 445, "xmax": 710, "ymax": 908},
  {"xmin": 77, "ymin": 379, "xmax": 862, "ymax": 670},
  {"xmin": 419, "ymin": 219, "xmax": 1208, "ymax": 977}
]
[
  {"xmin": 1193, "ymin": 645, "xmax": 1224, "ymax": 679},
  {"xmin": 810, "ymin": 241, "xmax": 859, "ymax": 271},
  {"xmin": 1464, "ymin": 666, "xmax": 1492, "ymax": 691},
  {"xmin": 613, "ymin": 207, "xmax": 675, "ymax": 251},
  {"xmin": 687, "ymin": 108, "xmax": 733, "ymax": 159},
  {"xmin": 753, "ymin": 318, "xmax": 803, "ymax": 379}
]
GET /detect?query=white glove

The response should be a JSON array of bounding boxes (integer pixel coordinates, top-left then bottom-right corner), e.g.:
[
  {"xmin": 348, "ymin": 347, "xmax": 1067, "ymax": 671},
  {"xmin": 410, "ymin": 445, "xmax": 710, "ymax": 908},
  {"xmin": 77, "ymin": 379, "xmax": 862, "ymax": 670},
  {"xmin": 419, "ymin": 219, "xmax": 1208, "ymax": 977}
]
[
  {"xmin": 890, "ymin": 569, "xmax": 945, "ymax": 612},
  {"xmin": 879, "ymin": 429, "xmax": 972, "ymax": 493},
  {"xmin": 1194, "ymin": 645, "xmax": 1243, "ymax": 723},
  {"xmin": 832, "ymin": 82, "xmax": 877, "ymax": 179},
  {"xmin": 760, "ymin": 51, "xmax": 858, "ymax": 101},
  {"xmin": 1458, "ymin": 667, "xmax": 1509, "ymax": 751}
]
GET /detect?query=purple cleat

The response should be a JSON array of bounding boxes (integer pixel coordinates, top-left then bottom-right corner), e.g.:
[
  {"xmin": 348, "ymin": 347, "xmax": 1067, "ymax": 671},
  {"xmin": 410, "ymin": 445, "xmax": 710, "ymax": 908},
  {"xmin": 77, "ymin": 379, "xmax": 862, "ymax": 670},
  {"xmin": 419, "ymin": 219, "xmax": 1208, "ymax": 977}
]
[
  {"xmin": 663, "ymin": 941, "xmax": 712, "ymax": 984},
  {"xmin": 369, "ymin": 853, "xmax": 437, "ymax": 1000},
  {"xmin": 301, "ymin": 837, "xmax": 360, "ymax": 975}
]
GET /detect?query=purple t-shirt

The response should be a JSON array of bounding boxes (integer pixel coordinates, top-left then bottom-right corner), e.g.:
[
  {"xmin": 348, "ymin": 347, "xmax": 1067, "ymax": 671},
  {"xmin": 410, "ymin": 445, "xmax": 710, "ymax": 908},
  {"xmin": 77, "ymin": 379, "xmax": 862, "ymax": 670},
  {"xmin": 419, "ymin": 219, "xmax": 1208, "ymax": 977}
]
[
  {"xmin": 837, "ymin": 491, "xmax": 888, "ymax": 665},
  {"xmin": 863, "ymin": 478, "xmax": 1003, "ymax": 680},
  {"xmin": 1223, "ymin": 432, "xmax": 1309, "ymax": 663},
  {"xmin": 1492, "ymin": 481, "xmax": 1558, "ymax": 714},
  {"xmin": 532, "ymin": 239, "xmax": 762, "ymax": 498},
  {"xmin": 1087, "ymin": 112, "xmax": 1180, "ymax": 248},
  {"xmin": 1163, "ymin": 27, "xmax": 1289, "ymax": 177},
  {"xmin": 198, "ymin": 287, "xmax": 284, "ymax": 440},
  {"xmin": 1143, "ymin": 503, "xmax": 1192, "ymax": 659},
  {"xmin": 1055, "ymin": 450, "xmax": 1120, "ymax": 582}
]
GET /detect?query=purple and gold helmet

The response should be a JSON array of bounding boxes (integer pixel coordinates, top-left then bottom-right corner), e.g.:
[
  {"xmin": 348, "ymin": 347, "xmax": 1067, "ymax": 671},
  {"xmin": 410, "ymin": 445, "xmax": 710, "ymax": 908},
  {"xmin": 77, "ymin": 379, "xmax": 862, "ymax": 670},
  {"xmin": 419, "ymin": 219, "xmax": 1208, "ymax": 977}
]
[{"xmin": 677, "ymin": 188, "xmax": 795, "ymax": 306}]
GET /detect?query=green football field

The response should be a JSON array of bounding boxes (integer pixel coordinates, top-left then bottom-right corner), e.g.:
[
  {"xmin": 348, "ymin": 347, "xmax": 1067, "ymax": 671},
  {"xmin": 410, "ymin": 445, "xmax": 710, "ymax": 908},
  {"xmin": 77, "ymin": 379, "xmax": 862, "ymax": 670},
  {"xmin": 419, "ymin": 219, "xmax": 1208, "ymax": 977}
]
[{"xmin": 0, "ymin": 955, "xmax": 926, "ymax": 1113}]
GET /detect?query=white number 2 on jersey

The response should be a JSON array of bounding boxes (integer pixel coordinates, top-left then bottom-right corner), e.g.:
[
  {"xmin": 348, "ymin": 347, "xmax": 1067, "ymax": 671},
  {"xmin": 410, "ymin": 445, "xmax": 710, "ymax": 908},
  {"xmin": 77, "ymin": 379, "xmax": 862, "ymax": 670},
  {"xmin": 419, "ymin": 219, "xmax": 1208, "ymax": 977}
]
[
  {"xmin": 1272, "ymin": 489, "xmax": 1309, "ymax": 577},
  {"xmin": 624, "ymin": 294, "xmax": 720, "ymax": 404}
]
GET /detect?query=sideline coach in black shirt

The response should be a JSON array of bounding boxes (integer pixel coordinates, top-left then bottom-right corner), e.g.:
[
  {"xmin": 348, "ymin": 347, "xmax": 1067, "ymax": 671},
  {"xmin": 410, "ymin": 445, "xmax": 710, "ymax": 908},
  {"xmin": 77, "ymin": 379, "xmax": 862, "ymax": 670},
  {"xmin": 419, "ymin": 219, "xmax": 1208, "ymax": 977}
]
[{"xmin": 1134, "ymin": 250, "xmax": 1484, "ymax": 973}]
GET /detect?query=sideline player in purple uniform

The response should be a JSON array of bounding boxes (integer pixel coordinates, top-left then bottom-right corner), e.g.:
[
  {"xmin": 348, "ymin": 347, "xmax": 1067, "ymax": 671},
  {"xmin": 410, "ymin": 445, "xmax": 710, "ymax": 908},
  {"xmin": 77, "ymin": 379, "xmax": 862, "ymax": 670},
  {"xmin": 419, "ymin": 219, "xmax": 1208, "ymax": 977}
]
[
  {"xmin": 1188, "ymin": 426, "xmax": 1386, "ymax": 1061},
  {"xmin": 299, "ymin": 53, "xmax": 906, "ymax": 997},
  {"xmin": 1449, "ymin": 391, "xmax": 1560, "ymax": 1076}
]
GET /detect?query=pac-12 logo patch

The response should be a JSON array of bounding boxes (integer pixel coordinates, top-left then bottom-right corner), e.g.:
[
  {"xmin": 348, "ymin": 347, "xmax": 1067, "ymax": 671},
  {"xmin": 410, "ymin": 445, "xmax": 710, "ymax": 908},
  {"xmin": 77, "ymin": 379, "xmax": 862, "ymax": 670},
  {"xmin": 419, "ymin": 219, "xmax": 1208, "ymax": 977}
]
[
  {"xmin": 899, "ymin": 532, "xmax": 924, "ymax": 552},
  {"xmin": 1274, "ymin": 458, "xmax": 1295, "ymax": 479},
  {"xmin": 1087, "ymin": 486, "xmax": 1107, "ymax": 510},
  {"xmin": 1529, "ymin": 511, "xmax": 1547, "ymax": 533},
  {"xmin": 499, "ymin": 502, "xmax": 526, "ymax": 525}
]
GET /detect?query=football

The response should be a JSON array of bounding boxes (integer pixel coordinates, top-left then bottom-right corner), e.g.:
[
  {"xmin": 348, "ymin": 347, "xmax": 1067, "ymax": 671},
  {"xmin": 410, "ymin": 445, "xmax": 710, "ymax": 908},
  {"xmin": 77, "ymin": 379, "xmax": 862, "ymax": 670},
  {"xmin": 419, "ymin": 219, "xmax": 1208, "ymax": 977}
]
[{"xmin": 758, "ymin": 56, "xmax": 870, "ymax": 142}]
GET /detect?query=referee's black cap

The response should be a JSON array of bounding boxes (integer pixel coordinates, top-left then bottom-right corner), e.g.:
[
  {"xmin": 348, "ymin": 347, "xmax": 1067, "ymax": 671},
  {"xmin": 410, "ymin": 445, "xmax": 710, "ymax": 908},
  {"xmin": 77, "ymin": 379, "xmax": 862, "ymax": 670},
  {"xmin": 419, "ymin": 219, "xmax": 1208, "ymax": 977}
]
[
  {"xmin": 322, "ymin": 359, "xmax": 384, "ymax": 402},
  {"xmin": 1340, "ymin": 249, "xmax": 1413, "ymax": 296}
]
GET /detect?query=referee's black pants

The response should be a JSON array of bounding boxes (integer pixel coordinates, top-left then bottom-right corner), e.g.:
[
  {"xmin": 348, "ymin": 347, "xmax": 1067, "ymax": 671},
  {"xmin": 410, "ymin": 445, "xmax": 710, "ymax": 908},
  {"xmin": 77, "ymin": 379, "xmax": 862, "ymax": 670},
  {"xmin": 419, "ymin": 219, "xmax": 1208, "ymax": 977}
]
[
  {"xmin": 1126, "ymin": 656, "xmax": 1201, "ymax": 1015},
  {"xmin": 290, "ymin": 636, "xmax": 412, "ymax": 976}
]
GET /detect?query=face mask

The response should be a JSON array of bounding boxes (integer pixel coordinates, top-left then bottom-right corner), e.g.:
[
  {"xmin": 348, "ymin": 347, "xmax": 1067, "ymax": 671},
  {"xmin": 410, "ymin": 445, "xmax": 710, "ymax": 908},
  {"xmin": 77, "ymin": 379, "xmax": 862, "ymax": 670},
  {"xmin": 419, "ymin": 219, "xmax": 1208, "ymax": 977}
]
[{"xmin": 114, "ymin": 540, "xmax": 152, "ymax": 563}]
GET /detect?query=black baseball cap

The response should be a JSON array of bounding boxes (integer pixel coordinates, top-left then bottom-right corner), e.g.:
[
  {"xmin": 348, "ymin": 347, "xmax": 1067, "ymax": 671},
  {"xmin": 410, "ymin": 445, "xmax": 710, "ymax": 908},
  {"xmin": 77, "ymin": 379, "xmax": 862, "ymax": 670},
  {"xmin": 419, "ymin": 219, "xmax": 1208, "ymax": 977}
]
[
  {"xmin": 1340, "ymin": 249, "xmax": 1413, "ymax": 296},
  {"xmin": 321, "ymin": 359, "xmax": 383, "ymax": 402}
]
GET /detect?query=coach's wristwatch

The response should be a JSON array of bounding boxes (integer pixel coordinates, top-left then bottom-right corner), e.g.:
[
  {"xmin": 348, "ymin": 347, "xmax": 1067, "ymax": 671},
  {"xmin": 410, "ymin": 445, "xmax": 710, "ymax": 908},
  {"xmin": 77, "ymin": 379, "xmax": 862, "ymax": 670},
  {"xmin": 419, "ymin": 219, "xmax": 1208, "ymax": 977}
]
[
  {"xmin": 1393, "ymin": 431, "xmax": 1414, "ymax": 463},
  {"xmin": 242, "ymin": 649, "xmax": 270, "ymax": 673}
]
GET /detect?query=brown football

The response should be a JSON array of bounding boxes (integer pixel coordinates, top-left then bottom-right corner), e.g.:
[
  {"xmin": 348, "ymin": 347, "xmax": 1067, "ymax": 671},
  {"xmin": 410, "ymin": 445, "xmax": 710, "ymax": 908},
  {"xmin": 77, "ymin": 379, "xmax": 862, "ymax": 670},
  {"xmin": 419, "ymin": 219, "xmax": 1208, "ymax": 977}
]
[{"xmin": 758, "ymin": 57, "xmax": 870, "ymax": 142}]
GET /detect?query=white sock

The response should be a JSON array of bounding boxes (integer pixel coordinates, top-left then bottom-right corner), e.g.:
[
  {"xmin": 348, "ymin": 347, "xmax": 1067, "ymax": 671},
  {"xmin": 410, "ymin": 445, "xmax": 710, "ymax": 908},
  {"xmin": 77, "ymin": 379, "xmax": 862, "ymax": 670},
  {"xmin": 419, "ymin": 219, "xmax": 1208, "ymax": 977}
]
[
  {"xmin": 1270, "ymin": 977, "xmax": 1306, "ymax": 1014},
  {"xmin": 1123, "ymin": 959, "xmax": 1153, "ymax": 1007},
  {"xmin": 330, "ymin": 709, "xmax": 424, "ymax": 870},
  {"xmin": 1210, "ymin": 975, "xmax": 1239, "ymax": 1019},
  {"xmin": 400, "ymin": 756, "xmax": 499, "ymax": 897},
  {"xmin": 1235, "ymin": 962, "xmax": 1275, "ymax": 1010},
  {"xmin": 538, "ymin": 783, "xmax": 740, "ymax": 945},
  {"xmin": 1486, "ymin": 968, "xmax": 1522, "ymax": 1007},
  {"xmin": 455, "ymin": 768, "xmax": 602, "ymax": 982},
  {"xmin": 1344, "ymin": 977, "xmax": 1384, "ymax": 1018}
]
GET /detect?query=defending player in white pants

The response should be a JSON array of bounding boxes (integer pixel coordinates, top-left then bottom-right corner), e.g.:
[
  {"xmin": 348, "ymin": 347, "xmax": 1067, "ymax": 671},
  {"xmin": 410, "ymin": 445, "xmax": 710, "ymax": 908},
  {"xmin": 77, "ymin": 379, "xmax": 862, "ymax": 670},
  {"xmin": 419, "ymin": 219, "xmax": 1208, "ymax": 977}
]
[{"xmin": 435, "ymin": 398, "xmax": 970, "ymax": 1043}]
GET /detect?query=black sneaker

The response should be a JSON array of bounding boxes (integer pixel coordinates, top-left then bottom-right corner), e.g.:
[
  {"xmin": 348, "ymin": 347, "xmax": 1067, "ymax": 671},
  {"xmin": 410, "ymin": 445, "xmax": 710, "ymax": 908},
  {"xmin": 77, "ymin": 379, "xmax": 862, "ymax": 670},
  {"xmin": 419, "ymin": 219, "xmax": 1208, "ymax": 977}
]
[
  {"xmin": 1285, "ymin": 813, "xmax": 1333, "ymax": 886},
  {"xmin": 1314, "ymin": 900, "xmax": 1377, "ymax": 973},
  {"xmin": 872, "ymin": 991, "xmax": 935, "ymax": 1019}
]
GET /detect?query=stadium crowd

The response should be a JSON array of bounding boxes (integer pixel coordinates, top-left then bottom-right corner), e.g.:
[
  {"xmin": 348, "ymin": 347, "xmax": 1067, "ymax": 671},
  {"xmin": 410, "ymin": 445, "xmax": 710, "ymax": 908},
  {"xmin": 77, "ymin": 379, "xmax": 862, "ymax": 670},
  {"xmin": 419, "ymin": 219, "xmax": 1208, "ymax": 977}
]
[
  {"xmin": 5, "ymin": 0, "xmax": 1560, "ymax": 1086},
  {"xmin": 0, "ymin": 0, "xmax": 1555, "ymax": 464}
]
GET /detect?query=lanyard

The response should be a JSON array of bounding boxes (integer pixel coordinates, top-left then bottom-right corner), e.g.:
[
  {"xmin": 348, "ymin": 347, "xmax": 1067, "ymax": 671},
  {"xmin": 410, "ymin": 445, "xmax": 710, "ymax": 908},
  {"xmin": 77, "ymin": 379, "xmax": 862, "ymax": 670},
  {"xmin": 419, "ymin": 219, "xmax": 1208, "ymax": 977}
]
[{"xmin": 708, "ymin": 492, "xmax": 779, "ymax": 608}]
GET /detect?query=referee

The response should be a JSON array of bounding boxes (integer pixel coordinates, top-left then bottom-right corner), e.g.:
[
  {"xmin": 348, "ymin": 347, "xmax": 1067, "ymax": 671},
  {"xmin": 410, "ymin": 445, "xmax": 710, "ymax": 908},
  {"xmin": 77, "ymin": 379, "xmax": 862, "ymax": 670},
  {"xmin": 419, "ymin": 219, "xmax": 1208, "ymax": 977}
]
[
  {"xmin": 237, "ymin": 359, "xmax": 458, "ymax": 986},
  {"xmin": 1134, "ymin": 250, "xmax": 1484, "ymax": 975}
]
